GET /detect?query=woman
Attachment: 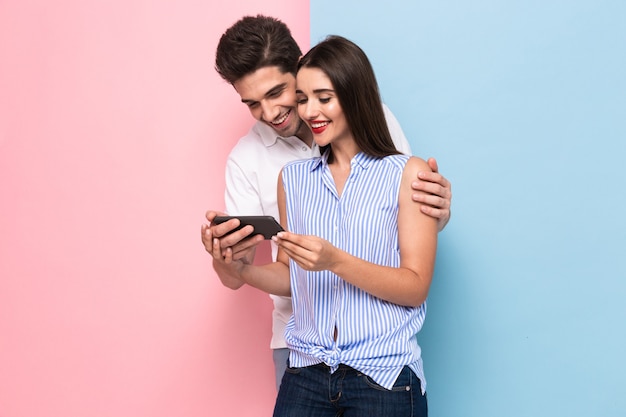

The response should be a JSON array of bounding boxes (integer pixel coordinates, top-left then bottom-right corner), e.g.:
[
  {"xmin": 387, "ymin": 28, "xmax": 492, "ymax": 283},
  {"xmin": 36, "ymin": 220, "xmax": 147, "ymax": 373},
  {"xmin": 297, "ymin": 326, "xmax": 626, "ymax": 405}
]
[{"xmin": 211, "ymin": 35, "xmax": 437, "ymax": 416}]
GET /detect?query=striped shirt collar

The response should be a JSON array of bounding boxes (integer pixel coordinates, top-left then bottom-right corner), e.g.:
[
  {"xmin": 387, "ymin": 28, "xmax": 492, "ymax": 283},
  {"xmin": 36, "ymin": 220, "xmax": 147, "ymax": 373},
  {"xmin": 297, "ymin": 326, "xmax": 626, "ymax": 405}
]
[{"xmin": 311, "ymin": 149, "xmax": 379, "ymax": 171}]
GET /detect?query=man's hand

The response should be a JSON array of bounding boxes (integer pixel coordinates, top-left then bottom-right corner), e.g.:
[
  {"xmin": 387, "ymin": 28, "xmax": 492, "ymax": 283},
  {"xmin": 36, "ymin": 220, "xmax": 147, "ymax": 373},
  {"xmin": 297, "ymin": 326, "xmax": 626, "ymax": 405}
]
[
  {"xmin": 201, "ymin": 210, "xmax": 264, "ymax": 261},
  {"xmin": 411, "ymin": 157, "xmax": 452, "ymax": 232},
  {"xmin": 201, "ymin": 210, "xmax": 264, "ymax": 290}
]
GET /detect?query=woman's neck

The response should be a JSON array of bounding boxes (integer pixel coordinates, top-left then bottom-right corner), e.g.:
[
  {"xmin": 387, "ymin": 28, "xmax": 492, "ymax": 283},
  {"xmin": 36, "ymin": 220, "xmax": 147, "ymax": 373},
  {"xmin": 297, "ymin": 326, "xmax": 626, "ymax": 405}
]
[{"xmin": 328, "ymin": 139, "xmax": 360, "ymax": 168}]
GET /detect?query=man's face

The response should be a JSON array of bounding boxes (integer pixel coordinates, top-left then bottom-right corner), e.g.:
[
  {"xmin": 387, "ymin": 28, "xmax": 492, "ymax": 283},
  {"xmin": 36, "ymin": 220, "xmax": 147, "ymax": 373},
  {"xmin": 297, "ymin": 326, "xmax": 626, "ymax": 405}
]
[{"xmin": 233, "ymin": 66, "xmax": 303, "ymax": 138}]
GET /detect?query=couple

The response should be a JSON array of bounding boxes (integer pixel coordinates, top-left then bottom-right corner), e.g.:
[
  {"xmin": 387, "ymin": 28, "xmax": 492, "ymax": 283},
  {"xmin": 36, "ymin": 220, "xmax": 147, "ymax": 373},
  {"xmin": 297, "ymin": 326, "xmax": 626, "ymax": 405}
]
[{"xmin": 202, "ymin": 15, "xmax": 451, "ymax": 417}]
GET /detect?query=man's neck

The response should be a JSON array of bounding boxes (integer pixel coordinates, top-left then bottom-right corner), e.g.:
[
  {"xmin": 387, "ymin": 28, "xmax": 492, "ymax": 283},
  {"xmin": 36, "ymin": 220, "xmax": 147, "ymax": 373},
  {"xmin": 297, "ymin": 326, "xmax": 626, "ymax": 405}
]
[{"xmin": 295, "ymin": 122, "xmax": 314, "ymax": 147}]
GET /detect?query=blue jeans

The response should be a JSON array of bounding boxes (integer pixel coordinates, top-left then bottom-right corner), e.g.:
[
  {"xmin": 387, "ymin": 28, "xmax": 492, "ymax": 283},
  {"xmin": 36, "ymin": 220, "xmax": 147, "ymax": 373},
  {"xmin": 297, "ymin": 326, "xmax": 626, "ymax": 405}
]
[
  {"xmin": 273, "ymin": 348, "xmax": 290, "ymax": 391},
  {"xmin": 273, "ymin": 363, "xmax": 427, "ymax": 417}
]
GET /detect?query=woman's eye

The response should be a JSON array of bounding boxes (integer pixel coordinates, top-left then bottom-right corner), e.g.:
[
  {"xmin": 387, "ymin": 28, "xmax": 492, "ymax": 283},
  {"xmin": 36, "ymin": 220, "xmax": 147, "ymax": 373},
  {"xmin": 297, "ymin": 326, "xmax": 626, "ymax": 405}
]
[
  {"xmin": 296, "ymin": 98, "xmax": 307, "ymax": 104},
  {"xmin": 319, "ymin": 97, "xmax": 331, "ymax": 104}
]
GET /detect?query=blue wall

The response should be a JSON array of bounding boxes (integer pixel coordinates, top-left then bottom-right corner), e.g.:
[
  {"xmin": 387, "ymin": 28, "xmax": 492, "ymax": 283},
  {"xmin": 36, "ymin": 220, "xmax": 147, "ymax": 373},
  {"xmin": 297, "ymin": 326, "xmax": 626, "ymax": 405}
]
[{"xmin": 311, "ymin": 1, "xmax": 626, "ymax": 415}]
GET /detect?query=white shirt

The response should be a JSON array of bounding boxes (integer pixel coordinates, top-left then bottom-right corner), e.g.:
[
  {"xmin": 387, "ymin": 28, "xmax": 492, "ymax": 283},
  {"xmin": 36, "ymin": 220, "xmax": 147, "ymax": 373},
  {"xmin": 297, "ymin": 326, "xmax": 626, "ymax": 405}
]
[{"xmin": 224, "ymin": 104, "xmax": 411, "ymax": 349}]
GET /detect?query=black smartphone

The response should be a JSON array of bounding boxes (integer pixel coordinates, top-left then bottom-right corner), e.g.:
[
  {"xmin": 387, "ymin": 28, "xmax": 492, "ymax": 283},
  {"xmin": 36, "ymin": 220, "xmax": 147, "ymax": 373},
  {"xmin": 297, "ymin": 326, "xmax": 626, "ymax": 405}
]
[{"xmin": 212, "ymin": 215, "xmax": 284, "ymax": 240}]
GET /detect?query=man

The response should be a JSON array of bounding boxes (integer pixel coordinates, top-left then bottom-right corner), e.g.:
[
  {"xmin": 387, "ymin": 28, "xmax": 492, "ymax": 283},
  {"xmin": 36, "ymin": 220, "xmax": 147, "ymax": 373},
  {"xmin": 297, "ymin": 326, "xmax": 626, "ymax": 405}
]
[{"xmin": 201, "ymin": 15, "xmax": 452, "ymax": 390}]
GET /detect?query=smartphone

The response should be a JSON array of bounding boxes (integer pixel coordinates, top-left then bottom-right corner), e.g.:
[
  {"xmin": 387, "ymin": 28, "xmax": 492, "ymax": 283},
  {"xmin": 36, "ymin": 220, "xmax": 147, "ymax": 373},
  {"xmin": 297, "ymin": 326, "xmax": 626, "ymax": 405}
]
[{"xmin": 212, "ymin": 215, "xmax": 284, "ymax": 240}]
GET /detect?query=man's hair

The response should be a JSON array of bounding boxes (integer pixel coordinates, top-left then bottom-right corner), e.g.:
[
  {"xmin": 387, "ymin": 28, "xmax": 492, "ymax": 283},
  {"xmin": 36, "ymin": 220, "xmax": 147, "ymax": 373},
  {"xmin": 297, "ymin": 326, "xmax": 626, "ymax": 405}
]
[
  {"xmin": 215, "ymin": 15, "xmax": 303, "ymax": 84},
  {"xmin": 297, "ymin": 35, "xmax": 399, "ymax": 159}
]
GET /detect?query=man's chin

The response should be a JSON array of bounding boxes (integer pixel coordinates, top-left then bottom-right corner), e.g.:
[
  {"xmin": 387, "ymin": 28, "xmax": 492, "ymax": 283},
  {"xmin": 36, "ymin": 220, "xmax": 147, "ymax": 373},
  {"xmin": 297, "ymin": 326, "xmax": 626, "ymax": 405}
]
[{"xmin": 269, "ymin": 122, "xmax": 298, "ymax": 138}]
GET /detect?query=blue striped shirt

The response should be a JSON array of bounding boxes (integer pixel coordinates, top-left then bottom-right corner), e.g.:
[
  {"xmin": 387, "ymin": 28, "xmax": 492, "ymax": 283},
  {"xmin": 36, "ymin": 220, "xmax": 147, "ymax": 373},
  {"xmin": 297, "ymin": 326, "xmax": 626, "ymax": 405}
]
[{"xmin": 281, "ymin": 151, "xmax": 427, "ymax": 392}]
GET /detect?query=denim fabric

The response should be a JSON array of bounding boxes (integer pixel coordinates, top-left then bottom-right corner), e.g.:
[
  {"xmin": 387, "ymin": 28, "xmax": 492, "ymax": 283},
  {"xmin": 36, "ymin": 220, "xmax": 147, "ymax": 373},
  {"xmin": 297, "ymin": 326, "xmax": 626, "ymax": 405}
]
[
  {"xmin": 273, "ymin": 363, "xmax": 427, "ymax": 417},
  {"xmin": 273, "ymin": 348, "xmax": 290, "ymax": 391}
]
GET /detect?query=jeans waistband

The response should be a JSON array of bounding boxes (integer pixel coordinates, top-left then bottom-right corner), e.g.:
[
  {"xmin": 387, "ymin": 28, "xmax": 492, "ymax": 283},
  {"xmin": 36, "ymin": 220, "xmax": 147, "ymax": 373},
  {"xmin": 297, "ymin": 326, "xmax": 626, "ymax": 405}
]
[{"xmin": 310, "ymin": 362, "xmax": 355, "ymax": 371}]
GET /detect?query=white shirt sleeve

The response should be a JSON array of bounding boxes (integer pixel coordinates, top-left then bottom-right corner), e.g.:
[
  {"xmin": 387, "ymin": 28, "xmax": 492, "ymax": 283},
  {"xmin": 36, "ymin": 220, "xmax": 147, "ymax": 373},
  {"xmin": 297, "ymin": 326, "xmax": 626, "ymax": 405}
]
[
  {"xmin": 382, "ymin": 103, "xmax": 413, "ymax": 155},
  {"xmin": 224, "ymin": 154, "xmax": 263, "ymax": 215}
]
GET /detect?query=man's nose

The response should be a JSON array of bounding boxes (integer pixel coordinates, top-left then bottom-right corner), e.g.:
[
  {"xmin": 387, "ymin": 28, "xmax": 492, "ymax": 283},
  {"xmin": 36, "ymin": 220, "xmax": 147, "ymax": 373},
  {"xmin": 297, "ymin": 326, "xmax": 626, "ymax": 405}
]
[{"xmin": 261, "ymin": 101, "xmax": 279, "ymax": 122}]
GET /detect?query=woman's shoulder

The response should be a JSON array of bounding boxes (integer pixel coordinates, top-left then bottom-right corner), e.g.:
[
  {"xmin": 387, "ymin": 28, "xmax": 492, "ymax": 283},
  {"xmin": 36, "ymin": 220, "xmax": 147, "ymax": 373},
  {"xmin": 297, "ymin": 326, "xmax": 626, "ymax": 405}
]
[
  {"xmin": 401, "ymin": 156, "xmax": 431, "ymax": 180},
  {"xmin": 381, "ymin": 153, "xmax": 428, "ymax": 172},
  {"xmin": 381, "ymin": 153, "xmax": 410, "ymax": 166}
]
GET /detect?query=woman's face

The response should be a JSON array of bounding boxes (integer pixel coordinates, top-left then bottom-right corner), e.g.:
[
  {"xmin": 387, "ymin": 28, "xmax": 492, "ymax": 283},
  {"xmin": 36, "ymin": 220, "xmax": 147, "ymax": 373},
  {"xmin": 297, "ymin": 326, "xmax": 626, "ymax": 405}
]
[{"xmin": 295, "ymin": 67, "xmax": 351, "ymax": 148}]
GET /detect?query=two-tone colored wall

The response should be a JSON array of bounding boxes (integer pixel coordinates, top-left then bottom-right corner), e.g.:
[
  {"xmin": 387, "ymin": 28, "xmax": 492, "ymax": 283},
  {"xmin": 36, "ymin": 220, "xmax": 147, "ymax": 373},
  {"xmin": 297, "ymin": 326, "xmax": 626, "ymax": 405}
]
[{"xmin": 1, "ymin": 1, "xmax": 624, "ymax": 416}]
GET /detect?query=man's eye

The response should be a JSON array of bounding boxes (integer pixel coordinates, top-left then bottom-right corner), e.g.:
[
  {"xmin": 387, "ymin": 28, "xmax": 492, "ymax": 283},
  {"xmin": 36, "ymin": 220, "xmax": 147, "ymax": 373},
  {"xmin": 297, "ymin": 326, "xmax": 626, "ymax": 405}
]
[{"xmin": 247, "ymin": 102, "xmax": 259, "ymax": 108}]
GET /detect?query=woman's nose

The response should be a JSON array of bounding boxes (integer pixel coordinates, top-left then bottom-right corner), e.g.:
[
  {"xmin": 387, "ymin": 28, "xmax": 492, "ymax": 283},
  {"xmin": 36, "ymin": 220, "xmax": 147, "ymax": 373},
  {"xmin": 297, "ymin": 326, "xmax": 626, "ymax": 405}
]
[{"xmin": 300, "ymin": 100, "xmax": 318, "ymax": 120}]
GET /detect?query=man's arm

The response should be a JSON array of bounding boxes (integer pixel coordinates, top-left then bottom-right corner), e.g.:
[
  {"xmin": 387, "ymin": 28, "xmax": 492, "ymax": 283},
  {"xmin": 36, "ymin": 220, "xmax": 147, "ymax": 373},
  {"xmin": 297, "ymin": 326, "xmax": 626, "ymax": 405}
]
[
  {"xmin": 201, "ymin": 211, "xmax": 262, "ymax": 289},
  {"xmin": 201, "ymin": 220, "xmax": 245, "ymax": 290},
  {"xmin": 201, "ymin": 148, "xmax": 266, "ymax": 289},
  {"xmin": 202, "ymin": 218, "xmax": 290, "ymax": 296}
]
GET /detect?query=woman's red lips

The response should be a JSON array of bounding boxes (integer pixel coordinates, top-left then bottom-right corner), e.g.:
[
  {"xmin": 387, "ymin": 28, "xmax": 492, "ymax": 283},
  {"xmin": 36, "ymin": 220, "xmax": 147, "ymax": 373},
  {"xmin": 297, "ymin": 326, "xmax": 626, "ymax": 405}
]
[{"xmin": 310, "ymin": 120, "xmax": 329, "ymax": 134}]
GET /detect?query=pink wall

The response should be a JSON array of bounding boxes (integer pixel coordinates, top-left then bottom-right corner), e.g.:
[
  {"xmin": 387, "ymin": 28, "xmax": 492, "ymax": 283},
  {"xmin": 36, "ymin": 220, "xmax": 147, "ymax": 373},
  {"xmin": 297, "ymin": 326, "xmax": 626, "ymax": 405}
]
[{"xmin": 0, "ymin": 1, "xmax": 309, "ymax": 416}]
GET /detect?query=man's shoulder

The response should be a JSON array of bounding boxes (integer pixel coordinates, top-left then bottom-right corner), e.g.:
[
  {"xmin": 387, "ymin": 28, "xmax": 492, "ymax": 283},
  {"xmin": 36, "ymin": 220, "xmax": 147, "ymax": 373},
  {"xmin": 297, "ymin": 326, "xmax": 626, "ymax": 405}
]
[
  {"xmin": 232, "ymin": 121, "xmax": 274, "ymax": 147},
  {"xmin": 228, "ymin": 121, "xmax": 276, "ymax": 158}
]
